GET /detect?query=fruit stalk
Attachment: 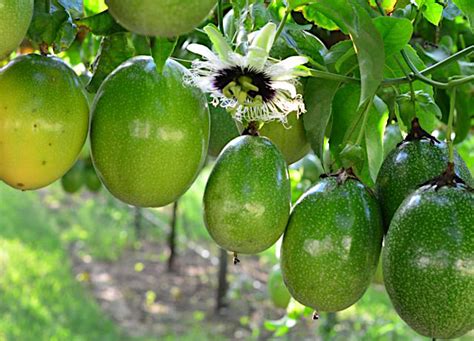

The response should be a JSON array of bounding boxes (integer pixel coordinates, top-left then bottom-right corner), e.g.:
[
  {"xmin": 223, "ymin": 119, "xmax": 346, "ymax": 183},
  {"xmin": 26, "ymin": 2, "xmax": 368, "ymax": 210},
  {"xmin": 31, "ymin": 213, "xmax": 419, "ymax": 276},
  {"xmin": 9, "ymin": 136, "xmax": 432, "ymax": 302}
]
[
  {"xmin": 167, "ymin": 201, "xmax": 179, "ymax": 272},
  {"xmin": 274, "ymin": 6, "xmax": 291, "ymax": 43},
  {"xmin": 217, "ymin": 0, "xmax": 224, "ymax": 34},
  {"xmin": 242, "ymin": 121, "xmax": 260, "ymax": 136},
  {"xmin": 446, "ymin": 88, "xmax": 456, "ymax": 163}
]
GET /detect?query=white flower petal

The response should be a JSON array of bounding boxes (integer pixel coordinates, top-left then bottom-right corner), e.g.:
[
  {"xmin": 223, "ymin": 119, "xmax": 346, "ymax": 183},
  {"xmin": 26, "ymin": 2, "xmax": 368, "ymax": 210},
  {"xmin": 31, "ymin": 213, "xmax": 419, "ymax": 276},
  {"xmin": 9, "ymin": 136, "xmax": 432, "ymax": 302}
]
[
  {"xmin": 204, "ymin": 24, "xmax": 234, "ymax": 63},
  {"xmin": 271, "ymin": 81, "xmax": 297, "ymax": 98},
  {"xmin": 267, "ymin": 56, "xmax": 308, "ymax": 77},
  {"xmin": 187, "ymin": 44, "xmax": 219, "ymax": 62}
]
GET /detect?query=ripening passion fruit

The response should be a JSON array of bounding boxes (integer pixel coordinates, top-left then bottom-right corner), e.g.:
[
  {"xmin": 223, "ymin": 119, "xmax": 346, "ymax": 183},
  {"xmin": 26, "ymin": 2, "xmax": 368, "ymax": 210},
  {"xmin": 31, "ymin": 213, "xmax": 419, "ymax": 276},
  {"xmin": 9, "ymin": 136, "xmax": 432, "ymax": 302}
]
[{"xmin": 0, "ymin": 54, "xmax": 89, "ymax": 190}]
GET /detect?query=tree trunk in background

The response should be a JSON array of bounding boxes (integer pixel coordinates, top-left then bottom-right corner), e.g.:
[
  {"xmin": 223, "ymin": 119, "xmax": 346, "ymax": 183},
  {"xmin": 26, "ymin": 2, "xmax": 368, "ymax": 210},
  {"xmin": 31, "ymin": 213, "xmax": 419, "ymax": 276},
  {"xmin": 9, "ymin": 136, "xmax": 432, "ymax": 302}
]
[
  {"xmin": 167, "ymin": 201, "xmax": 179, "ymax": 272},
  {"xmin": 134, "ymin": 206, "xmax": 142, "ymax": 239},
  {"xmin": 215, "ymin": 248, "xmax": 228, "ymax": 313}
]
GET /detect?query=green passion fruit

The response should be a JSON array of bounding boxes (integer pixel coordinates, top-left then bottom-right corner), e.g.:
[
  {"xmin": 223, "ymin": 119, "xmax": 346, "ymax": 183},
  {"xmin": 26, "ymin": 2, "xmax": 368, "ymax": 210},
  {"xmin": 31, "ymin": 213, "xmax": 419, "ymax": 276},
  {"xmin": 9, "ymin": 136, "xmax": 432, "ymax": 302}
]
[
  {"xmin": 376, "ymin": 139, "xmax": 472, "ymax": 230},
  {"xmin": 208, "ymin": 103, "xmax": 239, "ymax": 158},
  {"xmin": 268, "ymin": 265, "xmax": 292, "ymax": 309},
  {"xmin": 203, "ymin": 135, "xmax": 291, "ymax": 255},
  {"xmin": 260, "ymin": 112, "xmax": 311, "ymax": 165},
  {"xmin": 84, "ymin": 166, "xmax": 102, "ymax": 192},
  {"xmin": 0, "ymin": 0, "xmax": 33, "ymax": 57},
  {"xmin": 383, "ymin": 185, "xmax": 473, "ymax": 339},
  {"xmin": 61, "ymin": 160, "xmax": 85, "ymax": 194},
  {"xmin": 90, "ymin": 57, "xmax": 209, "ymax": 207},
  {"xmin": 106, "ymin": 0, "xmax": 217, "ymax": 37},
  {"xmin": 0, "ymin": 54, "xmax": 89, "ymax": 190},
  {"xmin": 281, "ymin": 174, "xmax": 383, "ymax": 312}
]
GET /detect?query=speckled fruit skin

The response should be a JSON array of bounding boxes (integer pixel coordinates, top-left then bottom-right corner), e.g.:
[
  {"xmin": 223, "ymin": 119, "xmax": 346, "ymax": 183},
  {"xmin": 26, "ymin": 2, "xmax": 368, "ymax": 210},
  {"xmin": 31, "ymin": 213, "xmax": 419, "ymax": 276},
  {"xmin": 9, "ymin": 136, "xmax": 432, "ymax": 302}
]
[
  {"xmin": 260, "ymin": 113, "xmax": 311, "ymax": 165},
  {"xmin": 0, "ymin": 54, "xmax": 89, "ymax": 190},
  {"xmin": 383, "ymin": 185, "xmax": 474, "ymax": 339},
  {"xmin": 376, "ymin": 140, "xmax": 472, "ymax": 230},
  {"xmin": 281, "ymin": 177, "xmax": 384, "ymax": 312},
  {"xmin": 208, "ymin": 104, "xmax": 239, "ymax": 158},
  {"xmin": 106, "ymin": 0, "xmax": 217, "ymax": 37},
  {"xmin": 203, "ymin": 135, "xmax": 291, "ymax": 254},
  {"xmin": 0, "ymin": 0, "xmax": 33, "ymax": 57},
  {"xmin": 268, "ymin": 265, "xmax": 291, "ymax": 309},
  {"xmin": 90, "ymin": 57, "xmax": 209, "ymax": 207}
]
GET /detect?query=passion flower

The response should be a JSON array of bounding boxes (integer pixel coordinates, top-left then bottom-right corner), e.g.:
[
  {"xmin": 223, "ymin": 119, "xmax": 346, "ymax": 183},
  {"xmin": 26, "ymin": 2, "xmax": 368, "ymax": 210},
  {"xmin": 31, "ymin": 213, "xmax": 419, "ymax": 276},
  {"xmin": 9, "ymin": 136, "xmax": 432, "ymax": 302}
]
[{"xmin": 186, "ymin": 23, "xmax": 307, "ymax": 124}]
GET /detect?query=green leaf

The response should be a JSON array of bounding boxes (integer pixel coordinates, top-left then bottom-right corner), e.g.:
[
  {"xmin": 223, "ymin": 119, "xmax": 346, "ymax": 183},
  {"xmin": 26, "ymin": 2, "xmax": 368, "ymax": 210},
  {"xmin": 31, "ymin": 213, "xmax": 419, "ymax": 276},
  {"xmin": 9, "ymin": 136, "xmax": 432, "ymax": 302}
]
[
  {"xmin": 289, "ymin": 0, "xmax": 315, "ymax": 10},
  {"xmin": 453, "ymin": 0, "xmax": 474, "ymax": 29},
  {"xmin": 365, "ymin": 96, "xmax": 388, "ymax": 181},
  {"xmin": 324, "ymin": 40, "xmax": 358, "ymax": 74},
  {"xmin": 396, "ymin": 90, "xmax": 441, "ymax": 132},
  {"xmin": 373, "ymin": 17, "xmax": 413, "ymax": 57},
  {"xmin": 302, "ymin": 5, "xmax": 339, "ymax": 30},
  {"xmin": 329, "ymin": 83, "xmax": 361, "ymax": 155},
  {"xmin": 84, "ymin": 0, "xmax": 108, "ymax": 16},
  {"xmin": 151, "ymin": 37, "xmax": 178, "ymax": 74},
  {"xmin": 75, "ymin": 10, "xmax": 126, "ymax": 35},
  {"xmin": 311, "ymin": 0, "xmax": 385, "ymax": 107},
  {"xmin": 87, "ymin": 33, "xmax": 135, "ymax": 93},
  {"xmin": 454, "ymin": 84, "xmax": 474, "ymax": 144},
  {"xmin": 369, "ymin": 0, "xmax": 398, "ymax": 12},
  {"xmin": 56, "ymin": 0, "xmax": 83, "ymax": 18},
  {"xmin": 281, "ymin": 29, "xmax": 327, "ymax": 68},
  {"xmin": 303, "ymin": 78, "xmax": 341, "ymax": 160},
  {"xmin": 329, "ymin": 83, "xmax": 381, "ymax": 180},
  {"xmin": 415, "ymin": 0, "xmax": 443, "ymax": 25},
  {"xmin": 53, "ymin": 13, "xmax": 77, "ymax": 53},
  {"xmin": 340, "ymin": 143, "xmax": 365, "ymax": 171}
]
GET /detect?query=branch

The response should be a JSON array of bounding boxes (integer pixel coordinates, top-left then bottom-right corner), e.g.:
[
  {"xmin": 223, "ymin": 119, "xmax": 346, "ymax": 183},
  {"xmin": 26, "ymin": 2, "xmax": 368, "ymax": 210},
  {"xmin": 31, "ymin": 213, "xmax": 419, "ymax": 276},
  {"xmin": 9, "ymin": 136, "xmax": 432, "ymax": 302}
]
[
  {"xmin": 401, "ymin": 49, "xmax": 474, "ymax": 89},
  {"xmin": 306, "ymin": 46, "xmax": 474, "ymax": 89}
]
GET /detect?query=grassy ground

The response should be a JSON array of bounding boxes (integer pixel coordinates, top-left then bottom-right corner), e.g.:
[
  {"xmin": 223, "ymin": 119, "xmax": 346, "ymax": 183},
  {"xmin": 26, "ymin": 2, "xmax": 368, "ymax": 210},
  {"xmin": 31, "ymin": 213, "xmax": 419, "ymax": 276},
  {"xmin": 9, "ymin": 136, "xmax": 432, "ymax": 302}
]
[{"xmin": 0, "ymin": 184, "xmax": 127, "ymax": 340}]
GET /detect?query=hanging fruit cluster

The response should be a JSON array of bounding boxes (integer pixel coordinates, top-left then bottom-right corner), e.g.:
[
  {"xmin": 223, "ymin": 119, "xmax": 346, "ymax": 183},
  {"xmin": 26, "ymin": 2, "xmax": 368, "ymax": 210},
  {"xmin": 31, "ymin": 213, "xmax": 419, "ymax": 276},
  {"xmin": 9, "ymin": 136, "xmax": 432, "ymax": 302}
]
[{"xmin": 0, "ymin": 0, "xmax": 473, "ymax": 339}]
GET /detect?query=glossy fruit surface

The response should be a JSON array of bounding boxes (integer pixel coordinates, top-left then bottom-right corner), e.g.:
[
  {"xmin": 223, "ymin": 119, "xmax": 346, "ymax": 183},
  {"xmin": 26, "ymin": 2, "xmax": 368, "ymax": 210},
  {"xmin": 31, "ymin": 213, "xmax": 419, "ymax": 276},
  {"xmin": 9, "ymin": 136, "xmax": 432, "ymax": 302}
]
[
  {"xmin": 0, "ymin": 54, "xmax": 89, "ymax": 190},
  {"xmin": 61, "ymin": 160, "xmax": 84, "ymax": 194},
  {"xmin": 376, "ymin": 139, "xmax": 472, "ymax": 230},
  {"xmin": 106, "ymin": 0, "xmax": 217, "ymax": 37},
  {"xmin": 0, "ymin": 0, "xmax": 33, "ymax": 57},
  {"xmin": 268, "ymin": 265, "xmax": 291, "ymax": 309},
  {"xmin": 383, "ymin": 185, "xmax": 473, "ymax": 339},
  {"xmin": 91, "ymin": 57, "xmax": 209, "ymax": 207},
  {"xmin": 260, "ymin": 113, "xmax": 310, "ymax": 165},
  {"xmin": 208, "ymin": 103, "xmax": 239, "ymax": 157},
  {"xmin": 281, "ymin": 177, "xmax": 383, "ymax": 312},
  {"xmin": 204, "ymin": 135, "xmax": 291, "ymax": 254}
]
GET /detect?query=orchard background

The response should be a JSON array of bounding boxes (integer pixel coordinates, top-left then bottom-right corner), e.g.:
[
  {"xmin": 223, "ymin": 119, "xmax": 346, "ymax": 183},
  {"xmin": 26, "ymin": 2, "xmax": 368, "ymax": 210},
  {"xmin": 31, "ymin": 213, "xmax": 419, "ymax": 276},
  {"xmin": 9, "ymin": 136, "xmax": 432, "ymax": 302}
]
[{"xmin": 0, "ymin": 0, "xmax": 473, "ymax": 340}]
